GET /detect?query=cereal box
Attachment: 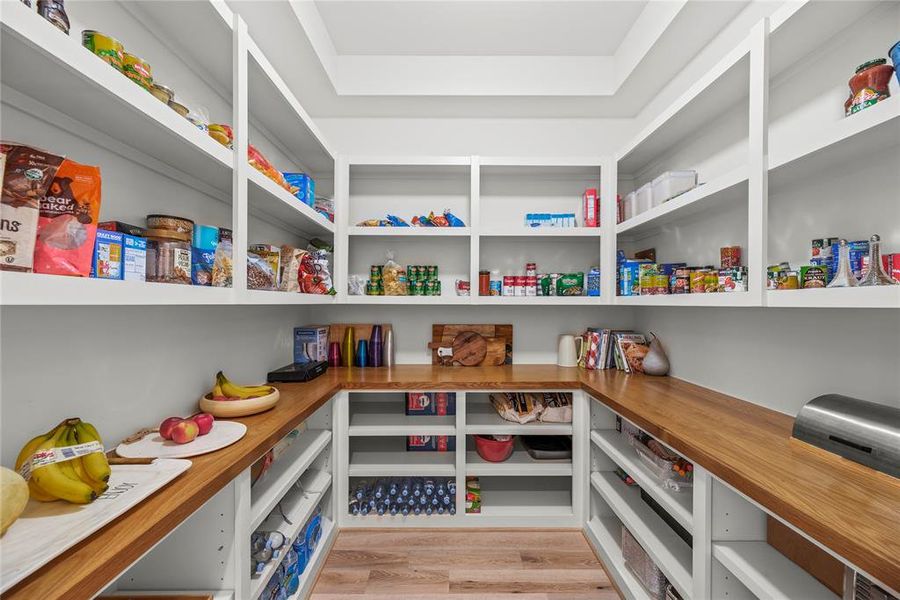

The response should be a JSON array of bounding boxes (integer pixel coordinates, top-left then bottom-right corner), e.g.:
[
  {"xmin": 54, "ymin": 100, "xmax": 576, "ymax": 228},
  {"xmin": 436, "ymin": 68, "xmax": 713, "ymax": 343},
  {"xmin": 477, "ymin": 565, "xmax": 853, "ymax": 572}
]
[
  {"xmin": 123, "ymin": 234, "xmax": 147, "ymax": 282},
  {"xmin": 90, "ymin": 229, "xmax": 124, "ymax": 279},
  {"xmin": 406, "ymin": 392, "xmax": 456, "ymax": 416},
  {"xmin": 406, "ymin": 435, "xmax": 456, "ymax": 452}
]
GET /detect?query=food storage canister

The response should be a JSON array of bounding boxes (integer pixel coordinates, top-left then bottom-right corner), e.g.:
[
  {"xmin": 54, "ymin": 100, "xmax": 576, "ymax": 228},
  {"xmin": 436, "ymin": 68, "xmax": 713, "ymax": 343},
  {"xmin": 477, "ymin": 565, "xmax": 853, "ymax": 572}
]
[
  {"xmin": 168, "ymin": 100, "xmax": 190, "ymax": 118},
  {"xmin": 635, "ymin": 182, "xmax": 653, "ymax": 215},
  {"xmin": 145, "ymin": 229, "xmax": 192, "ymax": 285},
  {"xmin": 146, "ymin": 214, "xmax": 194, "ymax": 234},
  {"xmin": 151, "ymin": 83, "xmax": 174, "ymax": 105},
  {"xmin": 651, "ymin": 170, "xmax": 697, "ymax": 206}
]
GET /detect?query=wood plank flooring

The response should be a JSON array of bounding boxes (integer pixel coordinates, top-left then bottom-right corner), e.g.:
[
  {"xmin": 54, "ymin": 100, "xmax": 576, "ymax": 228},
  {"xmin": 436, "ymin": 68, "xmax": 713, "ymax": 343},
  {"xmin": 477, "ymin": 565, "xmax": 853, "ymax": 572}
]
[{"xmin": 310, "ymin": 529, "xmax": 621, "ymax": 600}]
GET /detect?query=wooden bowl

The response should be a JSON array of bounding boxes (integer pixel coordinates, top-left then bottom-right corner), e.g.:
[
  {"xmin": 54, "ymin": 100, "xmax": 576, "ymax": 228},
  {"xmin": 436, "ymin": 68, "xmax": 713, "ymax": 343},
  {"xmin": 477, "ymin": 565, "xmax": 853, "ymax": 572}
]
[{"xmin": 199, "ymin": 388, "xmax": 280, "ymax": 418}]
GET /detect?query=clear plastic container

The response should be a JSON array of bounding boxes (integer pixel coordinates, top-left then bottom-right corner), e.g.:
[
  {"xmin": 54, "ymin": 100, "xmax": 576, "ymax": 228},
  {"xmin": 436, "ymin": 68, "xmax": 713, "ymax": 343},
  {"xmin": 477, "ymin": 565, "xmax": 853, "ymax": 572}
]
[
  {"xmin": 631, "ymin": 437, "xmax": 693, "ymax": 491},
  {"xmin": 622, "ymin": 525, "xmax": 667, "ymax": 600},
  {"xmin": 635, "ymin": 182, "xmax": 653, "ymax": 215},
  {"xmin": 624, "ymin": 191, "xmax": 636, "ymax": 221},
  {"xmin": 145, "ymin": 229, "xmax": 192, "ymax": 285},
  {"xmin": 651, "ymin": 171, "xmax": 697, "ymax": 206}
]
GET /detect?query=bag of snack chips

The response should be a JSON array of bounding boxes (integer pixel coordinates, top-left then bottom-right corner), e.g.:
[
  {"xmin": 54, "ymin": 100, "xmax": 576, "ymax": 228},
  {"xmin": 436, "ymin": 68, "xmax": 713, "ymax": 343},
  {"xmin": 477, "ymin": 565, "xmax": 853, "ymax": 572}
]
[
  {"xmin": 299, "ymin": 248, "xmax": 334, "ymax": 295},
  {"xmin": 33, "ymin": 160, "xmax": 102, "ymax": 276}
]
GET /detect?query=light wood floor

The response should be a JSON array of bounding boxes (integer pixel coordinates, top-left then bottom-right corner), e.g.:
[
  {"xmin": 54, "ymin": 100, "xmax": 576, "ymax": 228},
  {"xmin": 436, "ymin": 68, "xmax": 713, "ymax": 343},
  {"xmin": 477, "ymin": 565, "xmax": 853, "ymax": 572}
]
[{"xmin": 310, "ymin": 529, "xmax": 621, "ymax": 600}]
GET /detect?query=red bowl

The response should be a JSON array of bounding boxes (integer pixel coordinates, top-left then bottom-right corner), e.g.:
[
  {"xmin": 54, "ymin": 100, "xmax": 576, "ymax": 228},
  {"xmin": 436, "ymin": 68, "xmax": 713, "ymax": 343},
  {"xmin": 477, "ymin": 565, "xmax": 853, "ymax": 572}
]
[{"xmin": 474, "ymin": 435, "xmax": 514, "ymax": 462}]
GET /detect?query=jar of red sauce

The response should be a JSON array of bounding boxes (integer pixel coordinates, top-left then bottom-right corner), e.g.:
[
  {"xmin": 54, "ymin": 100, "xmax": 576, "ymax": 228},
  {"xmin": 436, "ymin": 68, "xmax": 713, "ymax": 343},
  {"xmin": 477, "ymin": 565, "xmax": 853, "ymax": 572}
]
[{"xmin": 844, "ymin": 58, "xmax": 894, "ymax": 116}]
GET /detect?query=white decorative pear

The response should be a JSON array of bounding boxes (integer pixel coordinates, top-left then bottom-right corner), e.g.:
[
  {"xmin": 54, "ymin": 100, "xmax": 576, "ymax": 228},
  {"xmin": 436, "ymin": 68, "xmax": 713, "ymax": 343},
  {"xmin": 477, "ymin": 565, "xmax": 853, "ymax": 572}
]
[{"xmin": 642, "ymin": 332, "xmax": 670, "ymax": 376}]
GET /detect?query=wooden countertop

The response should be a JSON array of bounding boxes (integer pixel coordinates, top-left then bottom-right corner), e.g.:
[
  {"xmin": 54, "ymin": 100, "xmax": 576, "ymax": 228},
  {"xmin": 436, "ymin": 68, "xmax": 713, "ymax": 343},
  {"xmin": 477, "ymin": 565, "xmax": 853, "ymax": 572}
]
[
  {"xmin": 5, "ymin": 366, "xmax": 898, "ymax": 599},
  {"xmin": 579, "ymin": 370, "xmax": 900, "ymax": 594}
]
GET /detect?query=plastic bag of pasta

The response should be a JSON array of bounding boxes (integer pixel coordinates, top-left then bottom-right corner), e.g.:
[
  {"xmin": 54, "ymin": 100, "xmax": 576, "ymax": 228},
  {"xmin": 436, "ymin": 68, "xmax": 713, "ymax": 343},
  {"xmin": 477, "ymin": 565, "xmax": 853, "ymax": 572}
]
[{"xmin": 382, "ymin": 249, "xmax": 407, "ymax": 295}]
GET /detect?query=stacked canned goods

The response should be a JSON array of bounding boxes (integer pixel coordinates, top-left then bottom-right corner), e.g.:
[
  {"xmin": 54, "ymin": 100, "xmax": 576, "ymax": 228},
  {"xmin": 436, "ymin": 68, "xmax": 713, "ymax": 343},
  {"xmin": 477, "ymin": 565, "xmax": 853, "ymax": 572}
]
[
  {"xmin": 407, "ymin": 265, "xmax": 441, "ymax": 296},
  {"xmin": 366, "ymin": 265, "xmax": 384, "ymax": 295}
]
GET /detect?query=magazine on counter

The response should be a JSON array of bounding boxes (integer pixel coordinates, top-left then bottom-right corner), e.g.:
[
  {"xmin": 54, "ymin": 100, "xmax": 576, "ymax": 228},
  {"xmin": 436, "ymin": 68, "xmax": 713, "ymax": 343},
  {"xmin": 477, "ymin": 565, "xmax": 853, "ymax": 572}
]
[{"xmin": 614, "ymin": 333, "xmax": 650, "ymax": 374}]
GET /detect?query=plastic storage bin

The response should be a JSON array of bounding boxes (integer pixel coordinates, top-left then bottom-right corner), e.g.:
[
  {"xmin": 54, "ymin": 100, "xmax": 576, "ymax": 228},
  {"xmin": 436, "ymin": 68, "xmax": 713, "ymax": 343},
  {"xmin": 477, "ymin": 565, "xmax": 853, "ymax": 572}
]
[
  {"xmin": 651, "ymin": 171, "xmax": 697, "ymax": 206},
  {"xmin": 622, "ymin": 525, "xmax": 667, "ymax": 600},
  {"xmin": 632, "ymin": 437, "xmax": 693, "ymax": 492},
  {"xmin": 635, "ymin": 183, "xmax": 653, "ymax": 215}
]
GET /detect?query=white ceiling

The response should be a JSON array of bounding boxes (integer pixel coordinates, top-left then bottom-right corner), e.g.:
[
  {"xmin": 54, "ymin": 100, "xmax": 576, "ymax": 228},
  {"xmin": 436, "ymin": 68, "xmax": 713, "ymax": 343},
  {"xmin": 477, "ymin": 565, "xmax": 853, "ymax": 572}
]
[
  {"xmin": 314, "ymin": 0, "xmax": 648, "ymax": 56},
  {"xmin": 228, "ymin": 0, "xmax": 761, "ymax": 118}
]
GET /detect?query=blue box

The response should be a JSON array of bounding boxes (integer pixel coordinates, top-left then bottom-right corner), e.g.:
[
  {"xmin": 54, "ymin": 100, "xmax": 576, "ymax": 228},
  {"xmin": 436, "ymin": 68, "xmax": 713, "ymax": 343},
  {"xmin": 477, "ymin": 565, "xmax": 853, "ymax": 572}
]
[
  {"xmin": 123, "ymin": 234, "xmax": 147, "ymax": 282},
  {"xmin": 284, "ymin": 172, "xmax": 315, "ymax": 208},
  {"xmin": 294, "ymin": 326, "xmax": 328, "ymax": 363},
  {"xmin": 90, "ymin": 230, "xmax": 124, "ymax": 280},
  {"xmin": 619, "ymin": 260, "xmax": 651, "ymax": 296}
]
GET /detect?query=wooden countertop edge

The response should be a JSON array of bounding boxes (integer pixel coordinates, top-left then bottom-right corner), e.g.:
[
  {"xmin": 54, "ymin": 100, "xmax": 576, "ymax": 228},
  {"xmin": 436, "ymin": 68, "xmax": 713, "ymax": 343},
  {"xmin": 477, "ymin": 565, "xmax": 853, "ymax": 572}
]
[
  {"xmin": 5, "ymin": 366, "xmax": 897, "ymax": 598},
  {"xmin": 2, "ymin": 381, "xmax": 341, "ymax": 600}
]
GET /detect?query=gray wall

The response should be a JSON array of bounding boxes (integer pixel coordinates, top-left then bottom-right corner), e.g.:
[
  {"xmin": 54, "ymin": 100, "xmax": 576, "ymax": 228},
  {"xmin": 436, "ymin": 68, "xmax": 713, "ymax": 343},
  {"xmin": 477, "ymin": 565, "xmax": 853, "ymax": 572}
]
[{"xmin": 633, "ymin": 307, "xmax": 900, "ymax": 416}]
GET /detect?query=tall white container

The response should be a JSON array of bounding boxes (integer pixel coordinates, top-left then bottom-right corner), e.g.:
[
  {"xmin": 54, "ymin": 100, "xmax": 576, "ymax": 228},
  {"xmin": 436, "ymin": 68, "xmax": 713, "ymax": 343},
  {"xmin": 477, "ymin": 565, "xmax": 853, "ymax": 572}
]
[
  {"xmin": 651, "ymin": 170, "xmax": 697, "ymax": 206},
  {"xmin": 635, "ymin": 183, "xmax": 653, "ymax": 215}
]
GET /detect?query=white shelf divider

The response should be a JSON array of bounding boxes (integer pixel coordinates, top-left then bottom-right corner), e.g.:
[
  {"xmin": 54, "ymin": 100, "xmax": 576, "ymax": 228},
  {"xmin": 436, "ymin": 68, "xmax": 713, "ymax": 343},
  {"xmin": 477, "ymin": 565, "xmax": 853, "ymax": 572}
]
[
  {"xmin": 250, "ymin": 429, "xmax": 332, "ymax": 530},
  {"xmin": 615, "ymin": 292, "xmax": 759, "ymax": 307},
  {"xmin": 591, "ymin": 472, "xmax": 693, "ymax": 599},
  {"xmin": 766, "ymin": 286, "xmax": 900, "ymax": 309},
  {"xmin": 247, "ymin": 168, "xmax": 335, "ymax": 238},
  {"xmin": 348, "ymin": 227, "xmax": 471, "ymax": 237},
  {"xmin": 249, "ymin": 470, "xmax": 332, "ymax": 600},
  {"xmin": 713, "ymin": 542, "xmax": 841, "ymax": 600},
  {"xmin": 348, "ymin": 438, "xmax": 456, "ymax": 477},
  {"xmin": 348, "ymin": 409, "xmax": 456, "ymax": 437},
  {"xmin": 480, "ymin": 227, "xmax": 602, "ymax": 237},
  {"xmin": 616, "ymin": 167, "xmax": 748, "ymax": 237},
  {"xmin": 466, "ymin": 405, "xmax": 573, "ymax": 436},
  {"xmin": 591, "ymin": 430, "xmax": 693, "ymax": 533},
  {"xmin": 472, "ymin": 296, "xmax": 602, "ymax": 306},
  {"xmin": 466, "ymin": 447, "xmax": 572, "ymax": 477}
]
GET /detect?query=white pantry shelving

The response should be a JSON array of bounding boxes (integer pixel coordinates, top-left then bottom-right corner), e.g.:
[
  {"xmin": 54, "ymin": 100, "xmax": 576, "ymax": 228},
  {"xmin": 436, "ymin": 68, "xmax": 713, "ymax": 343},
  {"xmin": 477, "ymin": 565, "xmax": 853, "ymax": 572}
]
[
  {"xmin": 713, "ymin": 541, "xmax": 840, "ymax": 600},
  {"xmin": 250, "ymin": 429, "xmax": 332, "ymax": 530},
  {"xmin": 591, "ymin": 430, "xmax": 692, "ymax": 533},
  {"xmin": 591, "ymin": 472, "xmax": 693, "ymax": 599},
  {"xmin": 1, "ymin": 0, "xmax": 336, "ymax": 306}
]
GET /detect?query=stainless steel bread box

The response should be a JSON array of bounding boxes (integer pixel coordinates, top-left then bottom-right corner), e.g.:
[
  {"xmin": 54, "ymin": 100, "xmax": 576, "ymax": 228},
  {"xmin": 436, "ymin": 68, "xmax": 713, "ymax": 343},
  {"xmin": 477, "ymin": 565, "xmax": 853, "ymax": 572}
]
[{"xmin": 792, "ymin": 394, "xmax": 900, "ymax": 478}]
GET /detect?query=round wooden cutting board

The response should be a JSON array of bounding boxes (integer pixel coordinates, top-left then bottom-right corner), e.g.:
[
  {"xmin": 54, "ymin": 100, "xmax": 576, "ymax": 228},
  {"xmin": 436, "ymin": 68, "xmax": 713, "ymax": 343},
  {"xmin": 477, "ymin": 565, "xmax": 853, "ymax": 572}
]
[{"xmin": 451, "ymin": 331, "xmax": 487, "ymax": 366}]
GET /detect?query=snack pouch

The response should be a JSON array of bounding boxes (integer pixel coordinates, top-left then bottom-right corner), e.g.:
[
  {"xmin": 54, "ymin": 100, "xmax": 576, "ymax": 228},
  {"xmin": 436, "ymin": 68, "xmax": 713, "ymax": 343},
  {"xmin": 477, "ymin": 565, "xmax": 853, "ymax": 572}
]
[
  {"xmin": 443, "ymin": 209, "xmax": 465, "ymax": 227},
  {"xmin": 211, "ymin": 239, "xmax": 233, "ymax": 288},
  {"xmin": 382, "ymin": 249, "xmax": 407, "ymax": 295},
  {"xmin": 279, "ymin": 245, "xmax": 306, "ymax": 292},
  {"xmin": 247, "ymin": 251, "xmax": 277, "ymax": 290},
  {"xmin": 1, "ymin": 142, "xmax": 65, "ymax": 272},
  {"xmin": 299, "ymin": 248, "xmax": 334, "ymax": 295}
]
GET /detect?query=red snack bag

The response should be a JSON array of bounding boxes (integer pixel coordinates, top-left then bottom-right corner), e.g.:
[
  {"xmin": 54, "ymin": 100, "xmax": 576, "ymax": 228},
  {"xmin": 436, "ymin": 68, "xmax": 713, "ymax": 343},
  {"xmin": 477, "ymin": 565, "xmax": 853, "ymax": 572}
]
[{"xmin": 33, "ymin": 159, "xmax": 102, "ymax": 276}]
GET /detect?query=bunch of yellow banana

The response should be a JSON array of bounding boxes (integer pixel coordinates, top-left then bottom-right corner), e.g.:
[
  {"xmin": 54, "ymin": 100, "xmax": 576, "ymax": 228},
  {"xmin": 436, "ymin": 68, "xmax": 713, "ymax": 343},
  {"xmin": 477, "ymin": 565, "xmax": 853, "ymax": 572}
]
[
  {"xmin": 14, "ymin": 418, "xmax": 111, "ymax": 504},
  {"xmin": 212, "ymin": 371, "xmax": 273, "ymax": 400}
]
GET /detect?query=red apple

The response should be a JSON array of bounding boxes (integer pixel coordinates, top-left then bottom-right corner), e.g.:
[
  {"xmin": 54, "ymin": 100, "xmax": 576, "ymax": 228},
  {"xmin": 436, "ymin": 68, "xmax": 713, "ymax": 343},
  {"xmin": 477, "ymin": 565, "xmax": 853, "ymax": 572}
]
[
  {"xmin": 170, "ymin": 419, "xmax": 199, "ymax": 444},
  {"xmin": 159, "ymin": 417, "xmax": 184, "ymax": 440},
  {"xmin": 190, "ymin": 412, "xmax": 215, "ymax": 436}
]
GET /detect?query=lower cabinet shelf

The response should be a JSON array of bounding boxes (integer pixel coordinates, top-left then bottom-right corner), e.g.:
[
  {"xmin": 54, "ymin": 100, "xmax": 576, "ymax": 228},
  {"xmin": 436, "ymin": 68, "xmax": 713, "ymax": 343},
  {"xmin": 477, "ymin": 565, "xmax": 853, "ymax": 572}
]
[
  {"xmin": 591, "ymin": 471, "xmax": 692, "ymax": 599},
  {"xmin": 585, "ymin": 516, "xmax": 652, "ymax": 600},
  {"xmin": 713, "ymin": 541, "xmax": 840, "ymax": 600},
  {"xmin": 251, "ymin": 472, "xmax": 333, "ymax": 600}
]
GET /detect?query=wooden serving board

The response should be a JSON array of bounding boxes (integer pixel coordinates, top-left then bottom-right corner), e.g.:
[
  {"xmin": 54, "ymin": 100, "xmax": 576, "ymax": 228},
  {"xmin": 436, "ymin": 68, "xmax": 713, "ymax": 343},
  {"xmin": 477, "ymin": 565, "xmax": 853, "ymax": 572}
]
[
  {"xmin": 328, "ymin": 323, "xmax": 392, "ymax": 345},
  {"xmin": 430, "ymin": 324, "xmax": 513, "ymax": 366}
]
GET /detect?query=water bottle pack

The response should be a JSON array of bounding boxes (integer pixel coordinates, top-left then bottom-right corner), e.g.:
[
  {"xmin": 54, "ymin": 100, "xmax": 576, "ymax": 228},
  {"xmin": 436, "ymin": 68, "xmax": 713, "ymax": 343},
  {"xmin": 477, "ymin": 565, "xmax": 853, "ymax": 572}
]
[
  {"xmin": 255, "ymin": 506, "xmax": 324, "ymax": 600},
  {"xmin": 349, "ymin": 477, "xmax": 457, "ymax": 517}
]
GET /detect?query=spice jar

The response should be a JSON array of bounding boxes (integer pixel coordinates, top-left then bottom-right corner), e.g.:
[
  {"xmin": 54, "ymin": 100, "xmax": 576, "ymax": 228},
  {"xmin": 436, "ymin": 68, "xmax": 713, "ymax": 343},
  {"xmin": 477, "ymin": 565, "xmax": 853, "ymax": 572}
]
[
  {"xmin": 845, "ymin": 59, "xmax": 894, "ymax": 116},
  {"xmin": 146, "ymin": 228, "xmax": 192, "ymax": 285}
]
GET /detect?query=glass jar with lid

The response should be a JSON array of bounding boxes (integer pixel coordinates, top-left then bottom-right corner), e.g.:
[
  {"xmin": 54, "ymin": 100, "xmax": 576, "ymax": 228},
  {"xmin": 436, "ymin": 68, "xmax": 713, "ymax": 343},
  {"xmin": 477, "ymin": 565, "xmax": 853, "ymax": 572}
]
[{"xmin": 145, "ymin": 228, "xmax": 192, "ymax": 285}]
